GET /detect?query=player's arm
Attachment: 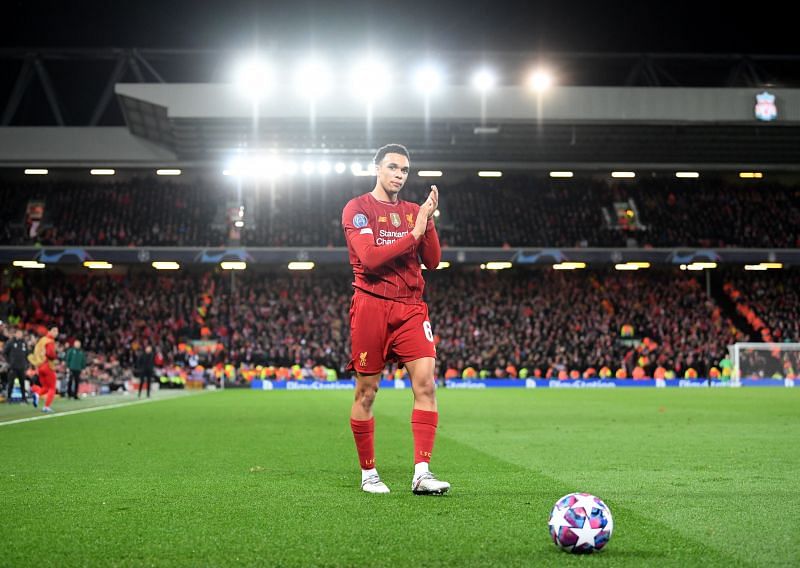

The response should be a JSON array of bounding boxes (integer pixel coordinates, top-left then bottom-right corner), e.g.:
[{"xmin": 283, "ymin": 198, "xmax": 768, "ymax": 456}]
[
  {"xmin": 417, "ymin": 185, "xmax": 441, "ymax": 269},
  {"xmin": 45, "ymin": 341, "xmax": 56, "ymax": 361},
  {"xmin": 343, "ymin": 202, "xmax": 432, "ymax": 271},
  {"xmin": 419, "ymin": 219, "xmax": 441, "ymax": 270}
]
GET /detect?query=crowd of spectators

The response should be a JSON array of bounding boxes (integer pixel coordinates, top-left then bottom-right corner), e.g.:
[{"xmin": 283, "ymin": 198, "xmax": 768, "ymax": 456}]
[
  {"xmin": 722, "ymin": 271, "xmax": 800, "ymax": 378},
  {"xmin": 2, "ymin": 268, "xmax": 754, "ymax": 382},
  {"xmin": 427, "ymin": 269, "xmax": 744, "ymax": 378},
  {"xmin": 2, "ymin": 175, "xmax": 799, "ymax": 249},
  {"xmin": 629, "ymin": 178, "xmax": 800, "ymax": 249},
  {"xmin": 724, "ymin": 271, "xmax": 800, "ymax": 344},
  {"xmin": 0, "ymin": 178, "xmax": 226, "ymax": 247}
]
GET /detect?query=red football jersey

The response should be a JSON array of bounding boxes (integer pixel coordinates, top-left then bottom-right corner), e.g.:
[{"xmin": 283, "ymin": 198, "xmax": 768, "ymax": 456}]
[{"xmin": 342, "ymin": 192, "xmax": 441, "ymax": 303}]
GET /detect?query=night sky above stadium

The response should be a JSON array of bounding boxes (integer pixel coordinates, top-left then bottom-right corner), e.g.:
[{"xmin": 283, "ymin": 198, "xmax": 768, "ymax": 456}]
[{"xmin": 3, "ymin": 0, "xmax": 795, "ymax": 54}]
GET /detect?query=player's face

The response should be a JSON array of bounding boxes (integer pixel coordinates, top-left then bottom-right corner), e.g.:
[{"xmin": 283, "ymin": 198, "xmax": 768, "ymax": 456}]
[{"xmin": 376, "ymin": 153, "xmax": 410, "ymax": 196}]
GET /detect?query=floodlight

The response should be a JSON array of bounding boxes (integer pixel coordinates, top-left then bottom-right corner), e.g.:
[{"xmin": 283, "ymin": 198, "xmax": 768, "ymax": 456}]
[
  {"xmin": 234, "ymin": 58, "xmax": 272, "ymax": 100},
  {"xmin": 414, "ymin": 65, "xmax": 443, "ymax": 95},
  {"xmin": 527, "ymin": 69, "xmax": 553, "ymax": 91},
  {"xmin": 294, "ymin": 59, "xmax": 332, "ymax": 99},
  {"xmin": 350, "ymin": 58, "xmax": 391, "ymax": 100},
  {"xmin": 472, "ymin": 69, "xmax": 496, "ymax": 92}
]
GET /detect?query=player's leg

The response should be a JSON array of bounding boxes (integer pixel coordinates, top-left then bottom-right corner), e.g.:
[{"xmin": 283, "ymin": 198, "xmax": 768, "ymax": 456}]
[
  {"xmin": 391, "ymin": 302, "xmax": 450, "ymax": 495},
  {"xmin": 31, "ymin": 368, "xmax": 44, "ymax": 408},
  {"xmin": 405, "ymin": 357, "xmax": 449, "ymax": 495},
  {"xmin": 348, "ymin": 292, "xmax": 392, "ymax": 493},
  {"xmin": 39, "ymin": 366, "xmax": 56, "ymax": 412},
  {"xmin": 351, "ymin": 372, "xmax": 380, "ymax": 473},
  {"xmin": 30, "ymin": 383, "xmax": 41, "ymax": 407},
  {"xmin": 351, "ymin": 372, "xmax": 389, "ymax": 493}
]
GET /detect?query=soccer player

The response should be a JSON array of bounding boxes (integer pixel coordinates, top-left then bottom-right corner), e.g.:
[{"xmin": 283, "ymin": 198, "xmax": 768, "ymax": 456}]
[
  {"xmin": 29, "ymin": 326, "xmax": 58, "ymax": 413},
  {"xmin": 342, "ymin": 143, "xmax": 450, "ymax": 495}
]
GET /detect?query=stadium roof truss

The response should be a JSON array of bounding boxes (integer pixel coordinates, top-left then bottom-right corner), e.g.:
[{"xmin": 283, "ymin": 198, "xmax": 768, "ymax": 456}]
[{"xmin": 2, "ymin": 49, "xmax": 800, "ymax": 167}]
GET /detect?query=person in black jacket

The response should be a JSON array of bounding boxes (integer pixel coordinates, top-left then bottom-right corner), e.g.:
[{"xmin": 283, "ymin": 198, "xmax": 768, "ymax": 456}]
[
  {"xmin": 3, "ymin": 328, "xmax": 30, "ymax": 403},
  {"xmin": 136, "ymin": 345, "xmax": 156, "ymax": 398}
]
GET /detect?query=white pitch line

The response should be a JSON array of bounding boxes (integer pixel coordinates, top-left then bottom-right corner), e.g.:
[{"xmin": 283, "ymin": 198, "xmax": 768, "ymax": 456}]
[{"xmin": 0, "ymin": 391, "xmax": 211, "ymax": 427}]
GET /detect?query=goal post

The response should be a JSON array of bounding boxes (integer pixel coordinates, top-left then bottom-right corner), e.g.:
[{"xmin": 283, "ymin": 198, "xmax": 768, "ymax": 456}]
[{"xmin": 729, "ymin": 342, "xmax": 800, "ymax": 384}]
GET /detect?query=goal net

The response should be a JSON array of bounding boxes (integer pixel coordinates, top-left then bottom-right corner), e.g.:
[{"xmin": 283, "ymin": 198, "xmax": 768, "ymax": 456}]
[{"xmin": 729, "ymin": 342, "xmax": 800, "ymax": 383}]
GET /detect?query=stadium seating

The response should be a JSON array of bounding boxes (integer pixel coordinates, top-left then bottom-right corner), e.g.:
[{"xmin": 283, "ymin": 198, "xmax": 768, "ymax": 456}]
[
  {"xmin": 2, "ymin": 175, "xmax": 799, "ymax": 248},
  {"xmin": 2, "ymin": 268, "xmax": 761, "ymax": 380},
  {"xmin": 724, "ymin": 271, "xmax": 800, "ymax": 343}
]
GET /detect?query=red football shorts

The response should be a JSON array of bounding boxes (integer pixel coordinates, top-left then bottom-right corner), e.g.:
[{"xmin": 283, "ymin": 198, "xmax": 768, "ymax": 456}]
[
  {"xmin": 348, "ymin": 290, "xmax": 436, "ymax": 375},
  {"xmin": 37, "ymin": 363, "xmax": 56, "ymax": 391}
]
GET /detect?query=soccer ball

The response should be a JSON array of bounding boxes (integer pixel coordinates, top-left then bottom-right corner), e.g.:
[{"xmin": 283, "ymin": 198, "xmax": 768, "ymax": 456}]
[{"xmin": 548, "ymin": 492, "xmax": 613, "ymax": 553}]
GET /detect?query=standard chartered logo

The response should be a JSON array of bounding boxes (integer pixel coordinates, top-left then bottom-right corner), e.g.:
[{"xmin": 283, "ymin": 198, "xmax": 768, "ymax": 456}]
[{"xmin": 376, "ymin": 229, "xmax": 409, "ymax": 245}]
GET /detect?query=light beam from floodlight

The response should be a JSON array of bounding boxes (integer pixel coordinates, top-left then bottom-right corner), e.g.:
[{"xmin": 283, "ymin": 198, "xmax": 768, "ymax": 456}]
[
  {"xmin": 283, "ymin": 161, "xmax": 298, "ymax": 175},
  {"xmin": 350, "ymin": 58, "xmax": 391, "ymax": 101},
  {"xmin": 234, "ymin": 58, "xmax": 272, "ymax": 100},
  {"xmin": 472, "ymin": 69, "xmax": 496, "ymax": 92},
  {"xmin": 414, "ymin": 65, "xmax": 443, "ymax": 95},
  {"xmin": 527, "ymin": 69, "xmax": 553, "ymax": 91},
  {"xmin": 294, "ymin": 60, "xmax": 332, "ymax": 100}
]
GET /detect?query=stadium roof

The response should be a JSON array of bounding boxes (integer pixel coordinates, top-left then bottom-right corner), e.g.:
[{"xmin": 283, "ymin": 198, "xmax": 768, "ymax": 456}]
[
  {"xmin": 112, "ymin": 84, "xmax": 800, "ymax": 168},
  {"xmin": 3, "ymin": 49, "xmax": 800, "ymax": 168}
]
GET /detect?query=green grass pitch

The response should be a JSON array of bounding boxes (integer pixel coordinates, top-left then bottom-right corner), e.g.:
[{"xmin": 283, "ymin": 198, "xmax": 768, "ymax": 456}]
[{"xmin": 1, "ymin": 388, "xmax": 799, "ymax": 567}]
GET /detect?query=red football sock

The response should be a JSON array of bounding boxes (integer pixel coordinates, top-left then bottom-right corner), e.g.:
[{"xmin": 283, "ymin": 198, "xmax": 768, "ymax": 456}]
[
  {"xmin": 350, "ymin": 417, "xmax": 376, "ymax": 470},
  {"xmin": 39, "ymin": 370, "xmax": 57, "ymax": 407},
  {"xmin": 44, "ymin": 385, "xmax": 55, "ymax": 407},
  {"xmin": 411, "ymin": 409, "xmax": 438, "ymax": 464}
]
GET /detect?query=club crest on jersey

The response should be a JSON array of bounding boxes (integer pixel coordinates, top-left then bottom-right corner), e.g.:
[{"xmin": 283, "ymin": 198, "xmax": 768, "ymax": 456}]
[
  {"xmin": 406, "ymin": 213, "xmax": 414, "ymax": 228},
  {"xmin": 378, "ymin": 216, "xmax": 387, "ymax": 223},
  {"xmin": 352, "ymin": 213, "xmax": 368, "ymax": 228},
  {"xmin": 390, "ymin": 212, "xmax": 401, "ymax": 227}
]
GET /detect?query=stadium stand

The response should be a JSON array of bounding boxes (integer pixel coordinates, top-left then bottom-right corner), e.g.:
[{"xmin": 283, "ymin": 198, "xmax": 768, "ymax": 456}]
[
  {"xmin": 3, "ymin": 175, "xmax": 799, "ymax": 248},
  {"xmin": 724, "ymin": 271, "xmax": 800, "ymax": 343},
  {"xmin": 1, "ymin": 268, "xmax": 756, "ymax": 382}
]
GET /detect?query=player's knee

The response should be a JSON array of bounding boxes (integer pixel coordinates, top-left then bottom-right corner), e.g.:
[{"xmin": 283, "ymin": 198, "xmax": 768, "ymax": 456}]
[
  {"xmin": 413, "ymin": 379, "xmax": 436, "ymax": 401},
  {"xmin": 356, "ymin": 385, "xmax": 378, "ymax": 409}
]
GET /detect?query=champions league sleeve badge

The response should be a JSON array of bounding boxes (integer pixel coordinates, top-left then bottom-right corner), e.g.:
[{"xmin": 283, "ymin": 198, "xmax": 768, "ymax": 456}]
[{"xmin": 352, "ymin": 213, "xmax": 369, "ymax": 228}]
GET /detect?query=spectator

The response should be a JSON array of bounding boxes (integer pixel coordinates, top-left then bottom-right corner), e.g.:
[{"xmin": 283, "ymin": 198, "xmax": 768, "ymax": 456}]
[
  {"xmin": 136, "ymin": 345, "xmax": 156, "ymax": 398},
  {"xmin": 3, "ymin": 328, "xmax": 30, "ymax": 403},
  {"xmin": 65, "ymin": 339, "xmax": 87, "ymax": 400}
]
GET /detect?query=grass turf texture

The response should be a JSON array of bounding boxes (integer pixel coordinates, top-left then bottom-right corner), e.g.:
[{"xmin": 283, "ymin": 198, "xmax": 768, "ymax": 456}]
[{"xmin": 1, "ymin": 389, "xmax": 798, "ymax": 567}]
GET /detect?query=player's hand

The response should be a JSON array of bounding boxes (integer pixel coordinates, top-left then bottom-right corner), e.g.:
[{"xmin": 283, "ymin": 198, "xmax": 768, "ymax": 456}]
[
  {"xmin": 426, "ymin": 185, "xmax": 439, "ymax": 219},
  {"xmin": 412, "ymin": 199, "xmax": 434, "ymax": 240}
]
